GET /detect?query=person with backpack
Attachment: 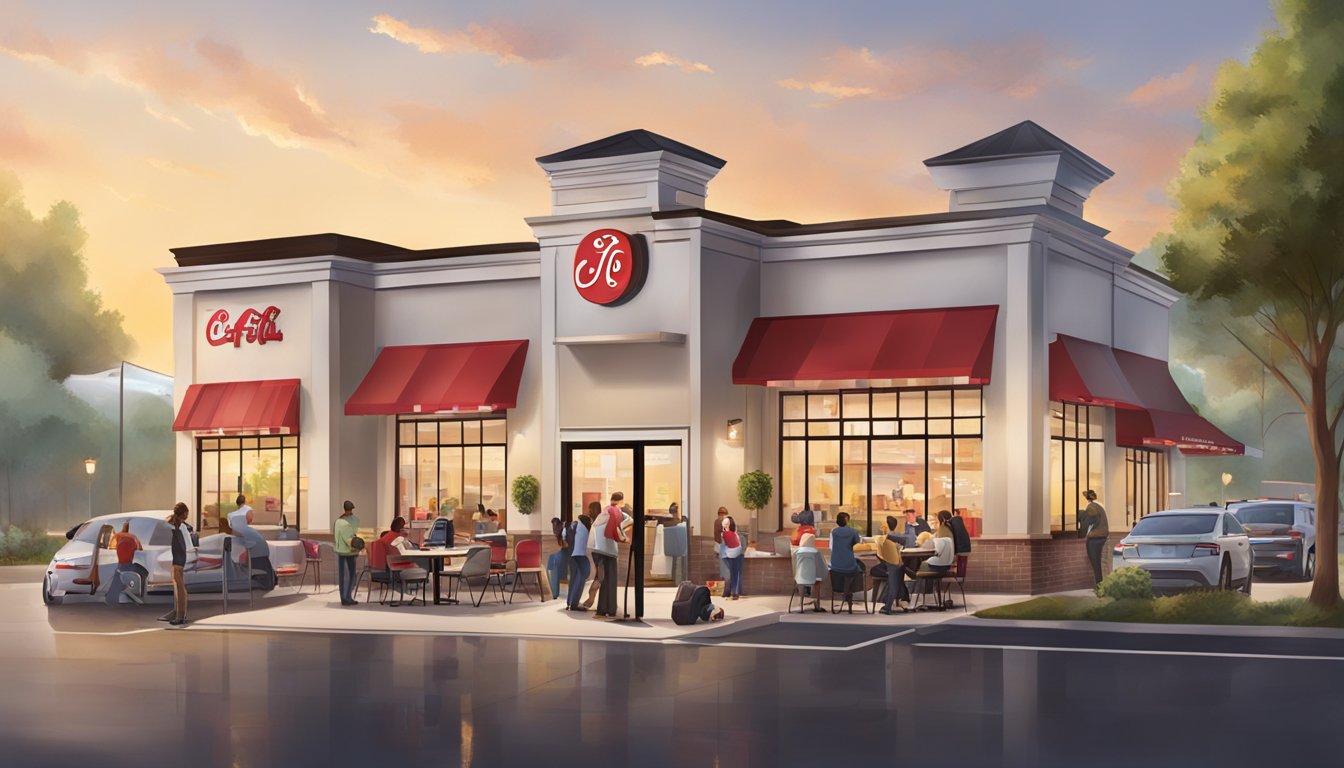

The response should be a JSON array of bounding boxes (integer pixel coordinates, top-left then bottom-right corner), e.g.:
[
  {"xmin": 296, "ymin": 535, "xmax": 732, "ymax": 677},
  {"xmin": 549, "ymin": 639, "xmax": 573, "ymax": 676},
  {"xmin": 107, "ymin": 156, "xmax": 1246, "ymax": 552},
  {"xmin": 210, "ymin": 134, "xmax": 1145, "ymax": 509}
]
[{"xmin": 334, "ymin": 500, "xmax": 361, "ymax": 606}]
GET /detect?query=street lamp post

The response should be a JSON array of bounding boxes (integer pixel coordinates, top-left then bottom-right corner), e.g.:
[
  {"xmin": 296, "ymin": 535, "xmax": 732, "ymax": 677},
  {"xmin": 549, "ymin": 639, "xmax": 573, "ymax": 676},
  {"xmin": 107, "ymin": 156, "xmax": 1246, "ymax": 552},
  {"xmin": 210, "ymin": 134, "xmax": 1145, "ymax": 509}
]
[
  {"xmin": 84, "ymin": 459, "xmax": 96, "ymax": 518},
  {"xmin": 1221, "ymin": 472, "xmax": 1233, "ymax": 507}
]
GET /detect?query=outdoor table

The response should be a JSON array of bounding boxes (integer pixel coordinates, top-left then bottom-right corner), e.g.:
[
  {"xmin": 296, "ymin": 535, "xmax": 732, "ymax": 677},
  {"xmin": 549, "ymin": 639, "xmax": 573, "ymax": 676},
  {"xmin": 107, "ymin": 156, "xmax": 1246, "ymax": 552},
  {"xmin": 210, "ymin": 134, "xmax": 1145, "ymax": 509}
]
[{"xmin": 395, "ymin": 547, "xmax": 475, "ymax": 605}]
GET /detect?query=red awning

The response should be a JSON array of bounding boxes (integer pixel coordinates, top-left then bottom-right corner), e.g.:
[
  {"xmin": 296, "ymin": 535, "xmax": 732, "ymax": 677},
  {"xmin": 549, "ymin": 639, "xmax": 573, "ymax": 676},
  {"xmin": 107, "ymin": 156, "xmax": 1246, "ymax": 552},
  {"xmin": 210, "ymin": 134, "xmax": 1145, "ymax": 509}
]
[
  {"xmin": 172, "ymin": 379, "xmax": 300, "ymax": 434},
  {"xmin": 732, "ymin": 306, "xmax": 998, "ymax": 387},
  {"xmin": 1048, "ymin": 334, "xmax": 1142, "ymax": 409},
  {"xmin": 1112, "ymin": 349, "xmax": 1244, "ymax": 455},
  {"xmin": 344, "ymin": 340, "xmax": 528, "ymax": 415}
]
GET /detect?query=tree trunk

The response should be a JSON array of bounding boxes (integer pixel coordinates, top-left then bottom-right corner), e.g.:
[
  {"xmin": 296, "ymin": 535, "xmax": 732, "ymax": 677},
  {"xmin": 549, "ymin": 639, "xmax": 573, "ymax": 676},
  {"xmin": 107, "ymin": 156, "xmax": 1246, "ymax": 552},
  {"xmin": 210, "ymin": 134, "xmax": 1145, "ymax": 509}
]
[{"xmin": 1306, "ymin": 368, "xmax": 1341, "ymax": 609}]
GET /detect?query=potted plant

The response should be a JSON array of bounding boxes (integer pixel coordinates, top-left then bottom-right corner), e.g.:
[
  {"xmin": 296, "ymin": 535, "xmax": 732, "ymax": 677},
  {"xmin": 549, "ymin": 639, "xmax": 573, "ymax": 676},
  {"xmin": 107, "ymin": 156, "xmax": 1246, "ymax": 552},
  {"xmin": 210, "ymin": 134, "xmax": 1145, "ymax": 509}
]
[
  {"xmin": 737, "ymin": 470, "xmax": 774, "ymax": 545},
  {"xmin": 511, "ymin": 474, "xmax": 540, "ymax": 516}
]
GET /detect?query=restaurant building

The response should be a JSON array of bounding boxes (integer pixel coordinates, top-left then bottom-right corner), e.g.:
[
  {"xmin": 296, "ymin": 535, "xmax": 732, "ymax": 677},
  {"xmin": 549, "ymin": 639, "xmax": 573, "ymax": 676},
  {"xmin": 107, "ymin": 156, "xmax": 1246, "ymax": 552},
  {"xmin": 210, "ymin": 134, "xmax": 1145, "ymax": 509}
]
[{"xmin": 159, "ymin": 121, "xmax": 1243, "ymax": 594}]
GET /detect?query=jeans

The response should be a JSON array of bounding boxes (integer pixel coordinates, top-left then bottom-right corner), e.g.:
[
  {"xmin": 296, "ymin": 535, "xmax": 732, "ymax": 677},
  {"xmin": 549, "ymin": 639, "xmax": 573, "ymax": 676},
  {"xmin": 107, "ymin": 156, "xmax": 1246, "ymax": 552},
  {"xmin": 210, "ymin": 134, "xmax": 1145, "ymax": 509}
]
[
  {"xmin": 1086, "ymin": 537, "xmax": 1107, "ymax": 586},
  {"xmin": 593, "ymin": 552, "xmax": 619, "ymax": 616},
  {"xmin": 725, "ymin": 556, "xmax": 744, "ymax": 597},
  {"xmin": 567, "ymin": 554, "xmax": 591, "ymax": 608},
  {"xmin": 338, "ymin": 554, "xmax": 357, "ymax": 603},
  {"xmin": 716, "ymin": 543, "xmax": 730, "ymax": 579},
  {"xmin": 880, "ymin": 563, "xmax": 912, "ymax": 611},
  {"xmin": 546, "ymin": 550, "xmax": 568, "ymax": 600}
]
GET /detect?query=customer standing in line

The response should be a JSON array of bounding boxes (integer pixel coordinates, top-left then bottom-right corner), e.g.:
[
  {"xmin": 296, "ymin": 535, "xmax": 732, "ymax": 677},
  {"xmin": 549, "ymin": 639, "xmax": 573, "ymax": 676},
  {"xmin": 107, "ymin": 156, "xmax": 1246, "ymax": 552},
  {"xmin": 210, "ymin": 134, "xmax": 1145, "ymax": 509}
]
[
  {"xmin": 566, "ymin": 513, "xmax": 593, "ymax": 610},
  {"xmin": 162, "ymin": 503, "xmax": 191, "ymax": 626},
  {"xmin": 589, "ymin": 492, "xmax": 629, "ymax": 619},
  {"xmin": 1080, "ymin": 489, "xmax": 1110, "ymax": 586},
  {"xmin": 580, "ymin": 501, "xmax": 604, "ymax": 610},
  {"xmin": 333, "ymin": 500, "xmax": 360, "ymax": 606},
  {"xmin": 720, "ymin": 515, "xmax": 745, "ymax": 599},
  {"xmin": 665, "ymin": 502, "xmax": 689, "ymax": 585},
  {"xmin": 713, "ymin": 506, "xmax": 730, "ymax": 581},
  {"xmin": 546, "ymin": 517, "xmax": 569, "ymax": 601}
]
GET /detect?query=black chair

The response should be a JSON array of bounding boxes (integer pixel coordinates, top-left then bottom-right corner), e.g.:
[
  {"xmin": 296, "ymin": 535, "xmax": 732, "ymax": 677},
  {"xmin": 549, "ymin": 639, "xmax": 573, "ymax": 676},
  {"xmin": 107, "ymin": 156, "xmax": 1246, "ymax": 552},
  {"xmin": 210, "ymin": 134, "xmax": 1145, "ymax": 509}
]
[
  {"xmin": 909, "ymin": 568, "xmax": 950, "ymax": 611},
  {"xmin": 426, "ymin": 517, "xmax": 454, "ymax": 548},
  {"xmin": 829, "ymin": 568, "xmax": 868, "ymax": 614},
  {"xmin": 940, "ymin": 555, "xmax": 969, "ymax": 613}
]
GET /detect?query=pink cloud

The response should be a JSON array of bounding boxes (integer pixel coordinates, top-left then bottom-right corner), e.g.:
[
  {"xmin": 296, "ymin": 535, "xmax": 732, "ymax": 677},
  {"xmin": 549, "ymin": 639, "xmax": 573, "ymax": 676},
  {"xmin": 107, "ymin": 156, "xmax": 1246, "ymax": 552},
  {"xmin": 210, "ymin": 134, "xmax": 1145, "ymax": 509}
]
[
  {"xmin": 779, "ymin": 39, "xmax": 1087, "ymax": 104},
  {"xmin": 369, "ymin": 14, "xmax": 559, "ymax": 64},
  {"xmin": 635, "ymin": 51, "xmax": 713, "ymax": 74},
  {"xmin": 0, "ymin": 22, "xmax": 346, "ymax": 150},
  {"xmin": 1126, "ymin": 63, "xmax": 1201, "ymax": 106},
  {"xmin": 0, "ymin": 111, "xmax": 50, "ymax": 165}
]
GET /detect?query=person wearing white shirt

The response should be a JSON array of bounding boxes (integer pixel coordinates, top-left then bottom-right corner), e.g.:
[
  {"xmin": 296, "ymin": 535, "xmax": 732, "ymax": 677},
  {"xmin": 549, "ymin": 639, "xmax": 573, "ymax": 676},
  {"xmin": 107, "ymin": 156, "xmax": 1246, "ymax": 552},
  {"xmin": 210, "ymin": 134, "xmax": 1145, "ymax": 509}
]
[{"xmin": 589, "ymin": 492, "xmax": 630, "ymax": 619}]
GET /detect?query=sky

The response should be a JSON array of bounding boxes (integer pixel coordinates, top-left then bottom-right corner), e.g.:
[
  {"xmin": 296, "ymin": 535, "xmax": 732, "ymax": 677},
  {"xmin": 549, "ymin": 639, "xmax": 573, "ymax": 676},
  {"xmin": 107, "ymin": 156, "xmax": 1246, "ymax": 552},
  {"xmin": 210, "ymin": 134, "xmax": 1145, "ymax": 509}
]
[{"xmin": 0, "ymin": 0, "xmax": 1278, "ymax": 374}]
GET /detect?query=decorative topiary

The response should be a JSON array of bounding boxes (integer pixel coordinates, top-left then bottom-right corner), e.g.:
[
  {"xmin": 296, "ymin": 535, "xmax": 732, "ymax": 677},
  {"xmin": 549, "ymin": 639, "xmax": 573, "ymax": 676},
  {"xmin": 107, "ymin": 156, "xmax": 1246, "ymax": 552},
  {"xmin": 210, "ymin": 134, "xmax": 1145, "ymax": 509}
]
[
  {"xmin": 510, "ymin": 474, "xmax": 540, "ymax": 516},
  {"xmin": 1096, "ymin": 566, "xmax": 1153, "ymax": 600},
  {"xmin": 737, "ymin": 470, "xmax": 774, "ymax": 519}
]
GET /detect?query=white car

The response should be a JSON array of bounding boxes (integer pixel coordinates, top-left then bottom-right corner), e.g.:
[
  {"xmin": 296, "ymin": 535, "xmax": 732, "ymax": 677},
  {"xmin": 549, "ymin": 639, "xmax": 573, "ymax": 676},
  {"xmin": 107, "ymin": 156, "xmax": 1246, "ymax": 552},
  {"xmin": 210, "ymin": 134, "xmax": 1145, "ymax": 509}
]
[
  {"xmin": 44, "ymin": 510, "xmax": 271, "ymax": 605},
  {"xmin": 1111, "ymin": 508, "xmax": 1253, "ymax": 594}
]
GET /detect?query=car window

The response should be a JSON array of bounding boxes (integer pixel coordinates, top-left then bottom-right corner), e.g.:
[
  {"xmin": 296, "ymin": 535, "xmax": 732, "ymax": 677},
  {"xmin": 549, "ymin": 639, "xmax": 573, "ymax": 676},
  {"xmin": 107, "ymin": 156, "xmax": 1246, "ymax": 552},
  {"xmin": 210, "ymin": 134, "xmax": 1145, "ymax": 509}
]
[
  {"xmin": 1130, "ymin": 514, "xmax": 1218, "ymax": 536},
  {"xmin": 1223, "ymin": 515, "xmax": 1245, "ymax": 535},
  {"xmin": 1305, "ymin": 508, "xmax": 1315, "ymax": 526},
  {"xmin": 74, "ymin": 521, "xmax": 119, "ymax": 544},
  {"xmin": 1232, "ymin": 504, "xmax": 1294, "ymax": 526}
]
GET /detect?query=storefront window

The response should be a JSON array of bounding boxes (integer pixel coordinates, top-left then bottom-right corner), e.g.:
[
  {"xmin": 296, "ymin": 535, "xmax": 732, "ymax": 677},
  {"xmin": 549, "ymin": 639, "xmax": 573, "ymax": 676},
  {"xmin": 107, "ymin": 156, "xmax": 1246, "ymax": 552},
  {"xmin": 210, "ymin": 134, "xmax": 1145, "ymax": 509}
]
[
  {"xmin": 1125, "ymin": 447, "xmax": 1168, "ymax": 528},
  {"xmin": 1049, "ymin": 401, "xmax": 1105, "ymax": 533},
  {"xmin": 395, "ymin": 416, "xmax": 507, "ymax": 529},
  {"xmin": 780, "ymin": 388, "xmax": 984, "ymax": 535},
  {"xmin": 197, "ymin": 435, "xmax": 301, "ymax": 532}
]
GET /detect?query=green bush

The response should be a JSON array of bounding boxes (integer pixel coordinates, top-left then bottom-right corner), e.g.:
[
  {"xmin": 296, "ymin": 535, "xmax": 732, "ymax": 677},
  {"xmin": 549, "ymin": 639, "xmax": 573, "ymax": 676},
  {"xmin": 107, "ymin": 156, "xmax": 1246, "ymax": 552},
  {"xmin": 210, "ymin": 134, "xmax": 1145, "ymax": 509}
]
[
  {"xmin": 1096, "ymin": 566, "xmax": 1152, "ymax": 600},
  {"xmin": 737, "ymin": 470, "xmax": 773, "ymax": 514},
  {"xmin": 510, "ymin": 475, "xmax": 540, "ymax": 516},
  {"xmin": 0, "ymin": 525, "xmax": 63, "ymax": 565}
]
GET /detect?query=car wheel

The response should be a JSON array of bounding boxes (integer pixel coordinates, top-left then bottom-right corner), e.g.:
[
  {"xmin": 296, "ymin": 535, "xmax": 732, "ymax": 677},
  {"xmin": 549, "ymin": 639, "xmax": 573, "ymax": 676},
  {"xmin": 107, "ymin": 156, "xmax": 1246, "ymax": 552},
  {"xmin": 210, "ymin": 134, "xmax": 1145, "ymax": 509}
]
[
  {"xmin": 1302, "ymin": 549, "xmax": 1315, "ymax": 582},
  {"xmin": 1240, "ymin": 565, "xmax": 1252, "ymax": 596},
  {"xmin": 41, "ymin": 574, "xmax": 62, "ymax": 606},
  {"xmin": 1218, "ymin": 559, "xmax": 1232, "ymax": 591}
]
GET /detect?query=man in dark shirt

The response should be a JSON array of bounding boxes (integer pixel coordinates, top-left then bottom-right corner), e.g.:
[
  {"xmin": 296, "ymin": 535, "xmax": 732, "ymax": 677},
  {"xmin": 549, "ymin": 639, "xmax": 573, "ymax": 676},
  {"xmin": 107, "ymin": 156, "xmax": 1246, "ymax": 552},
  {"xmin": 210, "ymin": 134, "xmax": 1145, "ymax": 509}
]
[
  {"xmin": 898, "ymin": 508, "xmax": 932, "ymax": 547},
  {"xmin": 162, "ymin": 503, "xmax": 190, "ymax": 626}
]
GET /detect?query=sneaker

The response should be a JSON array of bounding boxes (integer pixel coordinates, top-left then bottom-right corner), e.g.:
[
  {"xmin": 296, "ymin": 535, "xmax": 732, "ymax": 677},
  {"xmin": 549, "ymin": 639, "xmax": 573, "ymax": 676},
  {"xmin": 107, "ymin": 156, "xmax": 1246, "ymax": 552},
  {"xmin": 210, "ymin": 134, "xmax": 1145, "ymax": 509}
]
[
  {"xmin": 157, "ymin": 613, "xmax": 176, "ymax": 622},
  {"xmin": 879, "ymin": 607, "xmax": 893, "ymax": 615},
  {"xmin": 169, "ymin": 618, "xmax": 188, "ymax": 626},
  {"xmin": 711, "ymin": 608, "xmax": 725, "ymax": 622}
]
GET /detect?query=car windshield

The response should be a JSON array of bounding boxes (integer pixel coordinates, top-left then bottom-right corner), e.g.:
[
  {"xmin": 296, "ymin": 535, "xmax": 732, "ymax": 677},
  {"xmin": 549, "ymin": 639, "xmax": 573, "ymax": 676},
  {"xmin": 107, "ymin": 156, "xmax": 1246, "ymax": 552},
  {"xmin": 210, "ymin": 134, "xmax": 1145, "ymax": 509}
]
[
  {"xmin": 75, "ymin": 517, "xmax": 168, "ymax": 546},
  {"xmin": 1233, "ymin": 505, "xmax": 1294, "ymax": 526},
  {"xmin": 1130, "ymin": 514, "xmax": 1218, "ymax": 536}
]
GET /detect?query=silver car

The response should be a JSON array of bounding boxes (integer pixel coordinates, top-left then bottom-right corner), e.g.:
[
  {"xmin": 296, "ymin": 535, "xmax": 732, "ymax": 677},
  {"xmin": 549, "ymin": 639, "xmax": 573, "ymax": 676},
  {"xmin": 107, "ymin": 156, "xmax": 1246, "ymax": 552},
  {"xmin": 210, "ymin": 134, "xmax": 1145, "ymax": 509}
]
[
  {"xmin": 1229, "ymin": 501, "xmax": 1317, "ymax": 581},
  {"xmin": 1111, "ymin": 508, "xmax": 1253, "ymax": 594}
]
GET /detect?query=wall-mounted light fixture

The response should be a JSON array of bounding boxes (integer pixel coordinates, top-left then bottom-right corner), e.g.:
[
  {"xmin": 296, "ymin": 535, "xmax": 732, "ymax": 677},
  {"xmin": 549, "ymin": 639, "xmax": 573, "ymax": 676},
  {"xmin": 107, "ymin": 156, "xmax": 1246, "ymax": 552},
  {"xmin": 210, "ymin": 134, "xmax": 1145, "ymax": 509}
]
[{"xmin": 726, "ymin": 418, "xmax": 743, "ymax": 444}]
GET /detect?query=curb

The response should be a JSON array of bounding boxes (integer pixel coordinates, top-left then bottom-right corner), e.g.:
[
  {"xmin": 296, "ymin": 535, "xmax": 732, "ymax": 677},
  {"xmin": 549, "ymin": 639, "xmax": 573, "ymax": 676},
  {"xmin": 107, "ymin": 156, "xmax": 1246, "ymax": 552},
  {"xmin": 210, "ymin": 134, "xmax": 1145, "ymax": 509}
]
[{"xmin": 948, "ymin": 615, "xmax": 1344, "ymax": 640}]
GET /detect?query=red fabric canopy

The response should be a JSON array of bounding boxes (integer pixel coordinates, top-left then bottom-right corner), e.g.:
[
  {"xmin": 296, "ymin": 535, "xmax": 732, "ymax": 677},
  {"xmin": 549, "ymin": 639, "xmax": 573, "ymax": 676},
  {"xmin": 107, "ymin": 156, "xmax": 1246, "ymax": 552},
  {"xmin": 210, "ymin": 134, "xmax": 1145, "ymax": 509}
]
[
  {"xmin": 1048, "ymin": 334, "xmax": 1142, "ymax": 409},
  {"xmin": 732, "ymin": 305, "xmax": 998, "ymax": 387},
  {"xmin": 344, "ymin": 340, "xmax": 528, "ymax": 415},
  {"xmin": 172, "ymin": 379, "xmax": 300, "ymax": 434},
  {"xmin": 1112, "ymin": 349, "xmax": 1244, "ymax": 455}
]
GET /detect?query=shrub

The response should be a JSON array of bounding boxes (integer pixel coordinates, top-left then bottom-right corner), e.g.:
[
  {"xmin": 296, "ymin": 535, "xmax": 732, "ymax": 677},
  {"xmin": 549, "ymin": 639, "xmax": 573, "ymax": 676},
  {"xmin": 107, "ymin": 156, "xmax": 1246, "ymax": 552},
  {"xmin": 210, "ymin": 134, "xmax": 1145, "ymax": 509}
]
[
  {"xmin": 737, "ymin": 470, "xmax": 773, "ymax": 514},
  {"xmin": 0, "ymin": 525, "xmax": 63, "ymax": 565},
  {"xmin": 1095, "ymin": 566, "xmax": 1153, "ymax": 600}
]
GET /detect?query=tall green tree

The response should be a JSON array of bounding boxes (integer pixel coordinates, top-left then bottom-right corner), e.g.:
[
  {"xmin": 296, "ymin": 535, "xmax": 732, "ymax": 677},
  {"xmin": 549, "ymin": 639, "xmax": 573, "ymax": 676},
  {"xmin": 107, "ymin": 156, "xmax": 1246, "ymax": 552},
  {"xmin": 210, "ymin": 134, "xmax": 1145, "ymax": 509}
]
[{"xmin": 1161, "ymin": 0, "xmax": 1344, "ymax": 608}]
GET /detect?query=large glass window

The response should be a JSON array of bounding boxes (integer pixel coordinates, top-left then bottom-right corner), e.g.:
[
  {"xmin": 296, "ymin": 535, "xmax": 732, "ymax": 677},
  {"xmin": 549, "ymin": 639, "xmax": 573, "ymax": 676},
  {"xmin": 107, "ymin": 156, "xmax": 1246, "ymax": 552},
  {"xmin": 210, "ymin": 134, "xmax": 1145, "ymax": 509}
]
[
  {"xmin": 197, "ymin": 436, "xmax": 301, "ymax": 532},
  {"xmin": 780, "ymin": 388, "xmax": 984, "ymax": 536},
  {"xmin": 1125, "ymin": 447, "xmax": 1168, "ymax": 528},
  {"xmin": 396, "ymin": 416, "xmax": 507, "ymax": 530},
  {"xmin": 1049, "ymin": 401, "xmax": 1105, "ymax": 533}
]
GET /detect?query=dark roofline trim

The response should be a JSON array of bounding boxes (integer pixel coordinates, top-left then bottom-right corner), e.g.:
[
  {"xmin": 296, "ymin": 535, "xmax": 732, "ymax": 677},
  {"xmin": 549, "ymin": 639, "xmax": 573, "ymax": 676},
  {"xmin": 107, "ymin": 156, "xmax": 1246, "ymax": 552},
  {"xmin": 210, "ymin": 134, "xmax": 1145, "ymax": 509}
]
[
  {"xmin": 536, "ymin": 129, "xmax": 726, "ymax": 169},
  {"xmin": 171, "ymin": 233, "xmax": 539, "ymax": 268},
  {"xmin": 652, "ymin": 204, "xmax": 1110, "ymax": 239}
]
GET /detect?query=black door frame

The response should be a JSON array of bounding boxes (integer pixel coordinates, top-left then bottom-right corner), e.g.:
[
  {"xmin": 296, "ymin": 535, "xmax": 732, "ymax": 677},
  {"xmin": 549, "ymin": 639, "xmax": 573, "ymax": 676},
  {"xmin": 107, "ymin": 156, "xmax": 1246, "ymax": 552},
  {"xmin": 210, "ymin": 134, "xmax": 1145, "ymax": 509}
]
[{"xmin": 560, "ymin": 439, "xmax": 683, "ymax": 620}]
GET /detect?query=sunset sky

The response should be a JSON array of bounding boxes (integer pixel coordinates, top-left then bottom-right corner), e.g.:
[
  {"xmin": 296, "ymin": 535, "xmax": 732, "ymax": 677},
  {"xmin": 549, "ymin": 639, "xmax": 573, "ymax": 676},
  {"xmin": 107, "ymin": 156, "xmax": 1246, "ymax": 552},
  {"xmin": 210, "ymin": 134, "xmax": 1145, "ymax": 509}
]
[{"xmin": 0, "ymin": 0, "xmax": 1276, "ymax": 374}]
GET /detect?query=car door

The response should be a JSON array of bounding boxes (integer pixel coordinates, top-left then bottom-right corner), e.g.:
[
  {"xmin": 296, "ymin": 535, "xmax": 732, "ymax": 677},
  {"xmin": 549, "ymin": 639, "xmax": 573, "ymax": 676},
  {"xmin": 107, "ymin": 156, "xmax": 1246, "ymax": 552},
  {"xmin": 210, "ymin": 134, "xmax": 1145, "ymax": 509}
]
[
  {"xmin": 1222, "ymin": 513, "xmax": 1252, "ymax": 582},
  {"xmin": 1300, "ymin": 505, "xmax": 1316, "ymax": 557}
]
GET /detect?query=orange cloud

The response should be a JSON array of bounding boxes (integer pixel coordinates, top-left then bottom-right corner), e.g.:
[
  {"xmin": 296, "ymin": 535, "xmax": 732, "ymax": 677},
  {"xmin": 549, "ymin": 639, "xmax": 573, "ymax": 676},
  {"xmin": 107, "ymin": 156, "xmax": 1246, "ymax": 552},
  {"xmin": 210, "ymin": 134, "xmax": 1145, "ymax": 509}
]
[
  {"xmin": 0, "ymin": 112, "xmax": 50, "ymax": 165},
  {"xmin": 0, "ymin": 23, "xmax": 346, "ymax": 151},
  {"xmin": 369, "ymin": 14, "xmax": 558, "ymax": 64},
  {"xmin": 635, "ymin": 51, "xmax": 712, "ymax": 74},
  {"xmin": 1126, "ymin": 63, "xmax": 1200, "ymax": 105},
  {"xmin": 779, "ymin": 39, "xmax": 1086, "ymax": 104}
]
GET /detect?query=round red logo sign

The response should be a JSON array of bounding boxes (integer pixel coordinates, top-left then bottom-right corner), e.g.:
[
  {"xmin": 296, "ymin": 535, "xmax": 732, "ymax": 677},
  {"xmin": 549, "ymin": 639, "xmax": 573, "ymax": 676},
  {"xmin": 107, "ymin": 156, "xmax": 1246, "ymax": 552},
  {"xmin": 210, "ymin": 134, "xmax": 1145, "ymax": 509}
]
[{"xmin": 573, "ymin": 229, "xmax": 646, "ymax": 306}]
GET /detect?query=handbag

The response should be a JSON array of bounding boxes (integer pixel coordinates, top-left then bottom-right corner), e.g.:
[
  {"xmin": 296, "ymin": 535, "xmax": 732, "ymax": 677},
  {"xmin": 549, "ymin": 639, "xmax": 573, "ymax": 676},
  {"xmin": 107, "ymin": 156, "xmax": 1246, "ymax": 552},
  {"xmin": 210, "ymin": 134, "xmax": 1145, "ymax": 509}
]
[{"xmin": 349, "ymin": 534, "xmax": 366, "ymax": 552}]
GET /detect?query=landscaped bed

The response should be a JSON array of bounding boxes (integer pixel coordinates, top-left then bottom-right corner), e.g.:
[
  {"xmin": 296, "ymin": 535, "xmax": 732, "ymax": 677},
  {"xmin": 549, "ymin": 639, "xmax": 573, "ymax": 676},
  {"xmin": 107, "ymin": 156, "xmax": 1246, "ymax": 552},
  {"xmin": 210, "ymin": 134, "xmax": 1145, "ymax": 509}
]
[
  {"xmin": 0, "ymin": 526, "xmax": 64, "ymax": 566},
  {"xmin": 975, "ymin": 565, "xmax": 1344, "ymax": 629}
]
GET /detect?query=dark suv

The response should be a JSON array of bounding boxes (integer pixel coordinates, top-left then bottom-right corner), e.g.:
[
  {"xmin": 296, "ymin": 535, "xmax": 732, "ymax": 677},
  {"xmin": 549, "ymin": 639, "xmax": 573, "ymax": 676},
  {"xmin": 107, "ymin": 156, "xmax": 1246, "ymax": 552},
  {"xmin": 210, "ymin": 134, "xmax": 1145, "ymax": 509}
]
[{"xmin": 1229, "ymin": 501, "xmax": 1317, "ymax": 580}]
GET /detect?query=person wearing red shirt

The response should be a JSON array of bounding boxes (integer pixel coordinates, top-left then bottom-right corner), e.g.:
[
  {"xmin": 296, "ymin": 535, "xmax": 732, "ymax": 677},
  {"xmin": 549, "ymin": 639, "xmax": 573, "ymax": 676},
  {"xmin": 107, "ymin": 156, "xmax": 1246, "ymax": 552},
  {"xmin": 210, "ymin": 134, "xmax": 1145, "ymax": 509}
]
[{"xmin": 105, "ymin": 521, "xmax": 143, "ymax": 606}]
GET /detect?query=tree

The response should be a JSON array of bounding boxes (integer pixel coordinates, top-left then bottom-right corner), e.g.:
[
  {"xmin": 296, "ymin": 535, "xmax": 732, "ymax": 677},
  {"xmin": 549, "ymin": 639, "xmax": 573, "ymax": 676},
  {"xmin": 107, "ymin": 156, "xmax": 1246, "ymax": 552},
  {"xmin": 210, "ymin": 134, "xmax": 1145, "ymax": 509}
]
[
  {"xmin": 510, "ymin": 474, "xmax": 540, "ymax": 516},
  {"xmin": 736, "ymin": 470, "xmax": 773, "ymax": 541},
  {"xmin": 1160, "ymin": 0, "xmax": 1344, "ymax": 608}
]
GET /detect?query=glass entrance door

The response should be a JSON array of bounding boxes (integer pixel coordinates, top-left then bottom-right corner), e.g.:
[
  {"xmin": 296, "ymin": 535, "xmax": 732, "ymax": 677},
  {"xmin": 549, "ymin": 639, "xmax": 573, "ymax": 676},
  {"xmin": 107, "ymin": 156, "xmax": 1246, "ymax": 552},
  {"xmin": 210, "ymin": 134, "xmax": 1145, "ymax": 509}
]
[{"xmin": 562, "ymin": 440, "xmax": 685, "ymax": 618}]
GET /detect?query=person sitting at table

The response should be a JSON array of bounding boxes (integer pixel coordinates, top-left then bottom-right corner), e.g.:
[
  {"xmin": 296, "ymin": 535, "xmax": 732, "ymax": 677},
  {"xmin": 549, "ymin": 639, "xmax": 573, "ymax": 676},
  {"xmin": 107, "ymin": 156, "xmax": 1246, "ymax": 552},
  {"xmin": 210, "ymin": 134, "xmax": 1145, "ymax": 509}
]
[
  {"xmin": 380, "ymin": 517, "xmax": 428, "ymax": 597},
  {"xmin": 897, "ymin": 508, "xmax": 933, "ymax": 547},
  {"xmin": 827, "ymin": 512, "xmax": 864, "ymax": 613},
  {"xmin": 790, "ymin": 509, "xmax": 827, "ymax": 612},
  {"xmin": 910, "ymin": 511, "xmax": 956, "ymax": 607},
  {"xmin": 874, "ymin": 516, "xmax": 912, "ymax": 614}
]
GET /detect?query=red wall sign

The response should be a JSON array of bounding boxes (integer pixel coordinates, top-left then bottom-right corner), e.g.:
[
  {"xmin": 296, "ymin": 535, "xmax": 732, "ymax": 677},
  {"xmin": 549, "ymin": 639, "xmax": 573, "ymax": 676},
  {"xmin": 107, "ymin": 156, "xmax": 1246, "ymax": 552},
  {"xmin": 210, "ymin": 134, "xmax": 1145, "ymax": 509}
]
[
  {"xmin": 206, "ymin": 306, "xmax": 285, "ymax": 347},
  {"xmin": 573, "ymin": 229, "xmax": 647, "ymax": 306}
]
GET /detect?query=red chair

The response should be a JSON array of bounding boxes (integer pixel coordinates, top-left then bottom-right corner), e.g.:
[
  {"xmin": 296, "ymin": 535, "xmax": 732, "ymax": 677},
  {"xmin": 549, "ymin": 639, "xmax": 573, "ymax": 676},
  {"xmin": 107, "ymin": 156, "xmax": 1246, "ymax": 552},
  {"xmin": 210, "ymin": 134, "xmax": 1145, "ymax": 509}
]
[
  {"xmin": 941, "ymin": 555, "xmax": 969, "ymax": 613},
  {"xmin": 509, "ymin": 539, "xmax": 545, "ymax": 603},
  {"xmin": 365, "ymin": 539, "xmax": 396, "ymax": 605}
]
